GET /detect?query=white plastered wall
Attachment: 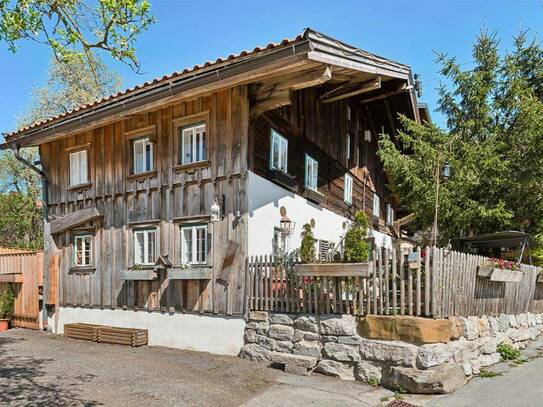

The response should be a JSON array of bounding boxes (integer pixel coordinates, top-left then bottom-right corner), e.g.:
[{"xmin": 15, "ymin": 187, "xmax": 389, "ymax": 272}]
[
  {"xmin": 50, "ymin": 307, "xmax": 245, "ymax": 356},
  {"xmin": 247, "ymin": 171, "xmax": 392, "ymax": 255}
]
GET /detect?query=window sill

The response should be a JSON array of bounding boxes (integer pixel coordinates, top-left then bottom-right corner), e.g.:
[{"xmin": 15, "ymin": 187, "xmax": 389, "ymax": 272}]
[
  {"xmin": 69, "ymin": 266, "xmax": 96, "ymax": 275},
  {"xmin": 129, "ymin": 265, "xmax": 155, "ymax": 270},
  {"xmin": 173, "ymin": 160, "xmax": 210, "ymax": 173},
  {"xmin": 303, "ymin": 188, "xmax": 327, "ymax": 205},
  {"xmin": 127, "ymin": 170, "xmax": 157, "ymax": 181},
  {"xmin": 67, "ymin": 182, "xmax": 92, "ymax": 191}
]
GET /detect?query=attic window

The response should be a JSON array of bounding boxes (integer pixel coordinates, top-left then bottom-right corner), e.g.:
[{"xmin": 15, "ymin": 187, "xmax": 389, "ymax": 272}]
[
  {"xmin": 133, "ymin": 137, "xmax": 153, "ymax": 174},
  {"xmin": 270, "ymin": 129, "xmax": 288, "ymax": 173},
  {"xmin": 180, "ymin": 122, "xmax": 207, "ymax": 165},
  {"xmin": 69, "ymin": 150, "xmax": 88, "ymax": 186}
]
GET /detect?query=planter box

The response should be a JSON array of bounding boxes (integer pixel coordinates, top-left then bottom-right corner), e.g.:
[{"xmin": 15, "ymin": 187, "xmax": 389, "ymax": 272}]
[
  {"xmin": 477, "ymin": 266, "xmax": 524, "ymax": 283},
  {"xmin": 119, "ymin": 269, "xmax": 158, "ymax": 281},
  {"xmin": 267, "ymin": 169, "xmax": 298, "ymax": 192},
  {"xmin": 167, "ymin": 267, "xmax": 212, "ymax": 280},
  {"xmin": 296, "ymin": 262, "xmax": 373, "ymax": 277},
  {"xmin": 302, "ymin": 188, "xmax": 327, "ymax": 205}
]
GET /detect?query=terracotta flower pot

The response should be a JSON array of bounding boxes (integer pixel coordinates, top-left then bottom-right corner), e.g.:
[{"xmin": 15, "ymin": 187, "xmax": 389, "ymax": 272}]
[{"xmin": 0, "ymin": 319, "xmax": 9, "ymax": 332}]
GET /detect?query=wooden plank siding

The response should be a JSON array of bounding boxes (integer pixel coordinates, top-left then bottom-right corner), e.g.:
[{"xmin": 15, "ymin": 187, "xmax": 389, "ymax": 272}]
[
  {"xmin": 39, "ymin": 87, "xmax": 249, "ymax": 315},
  {"xmin": 248, "ymin": 86, "xmax": 398, "ymax": 229}
]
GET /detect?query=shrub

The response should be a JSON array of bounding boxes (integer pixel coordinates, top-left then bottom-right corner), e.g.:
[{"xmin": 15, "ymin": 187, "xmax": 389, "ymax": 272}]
[
  {"xmin": 497, "ymin": 342, "xmax": 521, "ymax": 360},
  {"xmin": 0, "ymin": 284, "xmax": 15, "ymax": 319},
  {"xmin": 343, "ymin": 211, "xmax": 370, "ymax": 263},
  {"xmin": 300, "ymin": 223, "xmax": 316, "ymax": 263}
]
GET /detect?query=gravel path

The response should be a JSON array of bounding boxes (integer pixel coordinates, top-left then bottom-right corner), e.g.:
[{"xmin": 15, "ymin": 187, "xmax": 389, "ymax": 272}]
[
  {"xmin": 0, "ymin": 329, "xmax": 279, "ymax": 406},
  {"xmin": 0, "ymin": 328, "xmax": 394, "ymax": 407}
]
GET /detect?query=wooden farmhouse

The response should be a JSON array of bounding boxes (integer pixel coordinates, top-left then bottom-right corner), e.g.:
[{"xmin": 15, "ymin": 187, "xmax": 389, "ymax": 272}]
[{"xmin": 1, "ymin": 29, "xmax": 424, "ymax": 355}]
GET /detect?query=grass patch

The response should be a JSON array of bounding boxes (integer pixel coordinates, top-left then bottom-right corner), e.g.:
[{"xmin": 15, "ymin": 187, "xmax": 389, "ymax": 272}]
[
  {"xmin": 511, "ymin": 358, "xmax": 528, "ymax": 367},
  {"xmin": 497, "ymin": 343, "xmax": 521, "ymax": 360},
  {"xmin": 380, "ymin": 396, "xmax": 390, "ymax": 402},
  {"xmin": 367, "ymin": 377, "xmax": 380, "ymax": 387},
  {"xmin": 479, "ymin": 369, "xmax": 501, "ymax": 378}
]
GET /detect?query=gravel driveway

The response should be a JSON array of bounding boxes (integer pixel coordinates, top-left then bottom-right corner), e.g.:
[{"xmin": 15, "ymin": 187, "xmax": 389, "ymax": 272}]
[{"xmin": 0, "ymin": 329, "xmax": 394, "ymax": 407}]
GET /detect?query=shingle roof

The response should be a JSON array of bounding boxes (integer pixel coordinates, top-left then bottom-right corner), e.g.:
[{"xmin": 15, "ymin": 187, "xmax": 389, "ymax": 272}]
[
  {"xmin": 3, "ymin": 28, "xmax": 413, "ymax": 143},
  {"xmin": 4, "ymin": 33, "xmax": 305, "ymax": 140}
]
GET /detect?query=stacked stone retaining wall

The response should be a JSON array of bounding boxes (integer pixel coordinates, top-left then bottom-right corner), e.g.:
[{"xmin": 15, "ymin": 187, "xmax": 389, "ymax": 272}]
[{"xmin": 239, "ymin": 312, "xmax": 543, "ymax": 394}]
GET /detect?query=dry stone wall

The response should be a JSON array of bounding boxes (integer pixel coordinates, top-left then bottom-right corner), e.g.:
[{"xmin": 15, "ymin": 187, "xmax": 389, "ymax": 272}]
[{"xmin": 239, "ymin": 312, "xmax": 543, "ymax": 394}]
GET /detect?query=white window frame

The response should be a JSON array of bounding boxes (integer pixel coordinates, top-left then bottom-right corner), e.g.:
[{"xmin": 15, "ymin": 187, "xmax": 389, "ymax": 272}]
[
  {"xmin": 344, "ymin": 173, "xmax": 353, "ymax": 205},
  {"xmin": 69, "ymin": 150, "xmax": 88, "ymax": 186},
  {"xmin": 133, "ymin": 137, "xmax": 153, "ymax": 174},
  {"xmin": 134, "ymin": 228, "xmax": 156, "ymax": 266},
  {"xmin": 346, "ymin": 134, "xmax": 351, "ymax": 160},
  {"xmin": 270, "ymin": 129, "xmax": 288, "ymax": 173},
  {"xmin": 347, "ymin": 105, "xmax": 352, "ymax": 121},
  {"xmin": 373, "ymin": 194, "xmax": 381, "ymax": 218},
  {"xmin": 304, "ymin": 154, "xmax": 318, "ymax": 191},
  {"xmin": 386, "ymin": 203, "xmax": 394, "ymax": 225},
  {"xmin": 180, "ymin": 122, "xmax": 207, "ymax": 165},
  {"xmin": 73, "ymin": 234, "xmax": 92, "ymax": 267},
  {"xmin": 180, "ymin": 224, "xmax": 208, "ymax": 265}
]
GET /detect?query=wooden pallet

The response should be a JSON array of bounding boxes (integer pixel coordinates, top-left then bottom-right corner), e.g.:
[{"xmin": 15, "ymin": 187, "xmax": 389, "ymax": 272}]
[
  {"xmin": 63, "ymin": 323, "xmax": 148, "ymax": 347},
  {"xmin": 64, "ymin": 323, "xmax": 100, "ymax": 342}
]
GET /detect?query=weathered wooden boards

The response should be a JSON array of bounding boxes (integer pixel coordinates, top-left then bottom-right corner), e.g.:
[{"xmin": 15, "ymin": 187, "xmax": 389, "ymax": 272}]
[
  {"xmin": 41, "ymin": 88, "xmax": 249, "ymax": 316},
  {"xmin": 248, "ymin": 247, "xmax": 543, "ymax": 318},
  {"xmin": 49, "ymin": 206, "xmax": 101, "ymax": 235},
  {"xmin": 64, "ymin": 323, "xmax": 148, "ymax": 347},
  {"xmin": 0, "ymin": 251, "xmax": 43, "ymax": 329}
]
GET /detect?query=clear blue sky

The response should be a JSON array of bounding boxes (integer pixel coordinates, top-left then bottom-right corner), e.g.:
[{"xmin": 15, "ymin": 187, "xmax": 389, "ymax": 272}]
[{"xmin": 1, "ymin": 0, "xmax": 542, "ymax": 137}]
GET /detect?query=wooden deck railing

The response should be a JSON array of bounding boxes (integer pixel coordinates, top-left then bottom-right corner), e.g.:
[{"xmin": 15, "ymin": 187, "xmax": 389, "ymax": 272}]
[{"xmin": 246, "ymin": 247, "xmax": 543, "ymax": 318}]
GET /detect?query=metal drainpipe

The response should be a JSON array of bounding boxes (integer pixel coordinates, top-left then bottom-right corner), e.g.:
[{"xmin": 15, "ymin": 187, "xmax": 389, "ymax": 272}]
[{"xmin": 11, "ymin": 144, "xmax": 49, "ymax": 330}]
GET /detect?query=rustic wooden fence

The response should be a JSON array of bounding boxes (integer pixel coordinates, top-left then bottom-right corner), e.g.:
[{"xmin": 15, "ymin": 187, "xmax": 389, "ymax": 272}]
[
  {"xmin": 0, "ymin": 250, "xmax": 44, "ymax": 329},
  {"xmin": 246, "ymin": 247, "xmax": 543, "ymax": 318}
]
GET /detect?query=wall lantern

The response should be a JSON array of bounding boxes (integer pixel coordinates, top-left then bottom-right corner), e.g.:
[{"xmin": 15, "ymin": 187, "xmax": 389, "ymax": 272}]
[
  {"xmin": 210, "ymin": 196, "xmax": 221, "ymax": 223},
  {"xmin": 442, "ymin": 162, "xmax": 452, "ymax": 180},
  {"xmin": 279, "ymin": 215, "xmax": 296, "ymax": 238}
]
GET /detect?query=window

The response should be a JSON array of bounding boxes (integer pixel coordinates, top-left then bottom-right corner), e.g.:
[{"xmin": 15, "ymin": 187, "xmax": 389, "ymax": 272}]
[
  {"xmin": 347, "ymin": 105, "xmax": 351, "ymax": 121},
  {"xmin": 180, "ymin": 224, "xmax": 207, "ymax": 265},
  {"xmin": 344, "ymin": 173, "xmax": 353, "ymax": 204},
  {"xmin": 346, "ymin": 134, "xmax": 351, "ymax": 160},
  {"xmin": 373, "ymin": 194, "xmax": 381, "ymax": 218},
  {"xmin": 69, "ymin": 150, "xmax": 88, "ymax": 186},
  {"xmin": 133, "ymin": 137, "xmax": 153, "ymax": 174},
  {"xmin": 270, "ymin": 129, "xmax": 288, "ymax": 173},
  {"xmin": 386, "ymin": 204, "xmax": 394, "ymax": 225},
  {"xmin": 304, "ymin": 154, "xmax": 318, "ymax": 191},
  {"xmin": 180, "ymin": 122, "xmax": 206, "ymax": 165},
  {"xmin": 74, "ymin": 234, "xmax": 92, "ymax": 267},
  {"xmin": 134, "ymin": 229, "xmax": 156, "ymax": 265}
]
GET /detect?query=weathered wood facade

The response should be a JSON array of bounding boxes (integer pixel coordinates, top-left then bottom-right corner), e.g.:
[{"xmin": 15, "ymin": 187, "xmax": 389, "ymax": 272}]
[
  {"xmin": 3, "ymin": 29, "xmax": 421, "ymax": 325},
  {"xmin": 39, "ymin": 88, "xmax": 249, "ymax": 315}
]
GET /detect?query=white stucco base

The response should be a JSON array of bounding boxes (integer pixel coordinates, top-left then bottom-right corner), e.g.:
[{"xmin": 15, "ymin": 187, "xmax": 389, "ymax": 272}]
[
  {"xmin": 50, "ymin": 307, "xmax": 245, "ymax": 356},
  {"xmin": 247, "ymin": 171, "xmax": 392, "ymax": 255}
]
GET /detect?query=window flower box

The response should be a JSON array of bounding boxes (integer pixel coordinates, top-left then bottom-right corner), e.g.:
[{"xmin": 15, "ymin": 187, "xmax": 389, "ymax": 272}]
[
  {"xmin": 477, "ymin": 266, "xmax": 524, "ymax": 283},
  {"xmin": 302, "ymin": 188, "xmax": 327, "ymax": 205},
  {"xmin": 267, "ymin": 169, "xmax": 298, "ymax": 192},
  {"xmin": 296, "ymin": 262, "xmax": 373, "ymax": 277},
  {"xmin": 119, "ymin": 269, "xmax": 158, "ymax": 281},
  {"xmin": 167, "ymin": 267, "xmax": 212, "ymax": 280}
]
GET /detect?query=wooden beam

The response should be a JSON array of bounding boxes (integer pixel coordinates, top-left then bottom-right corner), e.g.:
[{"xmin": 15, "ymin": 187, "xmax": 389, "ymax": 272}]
[
  {"xmin": 360, "ymin": 84, "xmax": 412, "ymax": 104},
  {"xmin": 320, "ymin": 77, "xmax": 381, "ymax": 103},
  {"xmin": 50, "ymin": 206, "xmax": 101, "ymax": 235},
  {"xmin": 0, "ymin": 274, "xmax": 23, "ymax": 283},
  {"xmin": 250, "ymin": 90, "xmax": 292, "ymax": 119}
]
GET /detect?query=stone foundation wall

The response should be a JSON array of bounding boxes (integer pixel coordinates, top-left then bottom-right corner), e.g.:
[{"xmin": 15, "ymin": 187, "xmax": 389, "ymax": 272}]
[{"xmin": 239, "ymin": 312, "xmax": 543, "ymax": 394}]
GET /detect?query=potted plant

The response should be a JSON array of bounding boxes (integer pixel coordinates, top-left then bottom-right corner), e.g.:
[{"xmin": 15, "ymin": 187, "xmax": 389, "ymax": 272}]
[
  {"xmin": 477, "ymin": 257, "xmax": 524, "ymax": 283},
  {"xmin": 0, "ymin": 284, "xmax": 15, "ymax": 332},
  {"xmin": 296, "ymin": 211, "xmax": 373, "ymax": 277}
]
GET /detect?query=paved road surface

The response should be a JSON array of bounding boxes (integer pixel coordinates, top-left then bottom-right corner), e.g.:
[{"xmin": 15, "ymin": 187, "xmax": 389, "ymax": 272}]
[{"xmin": 0, "ymin": 329, "xmax": 394, "ymax": 406}]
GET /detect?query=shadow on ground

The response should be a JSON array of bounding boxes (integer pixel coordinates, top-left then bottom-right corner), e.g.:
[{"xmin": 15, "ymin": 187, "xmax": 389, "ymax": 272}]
[{"xmin": 0, "ymin": 335, "xmax": 101, "ymax": 406}]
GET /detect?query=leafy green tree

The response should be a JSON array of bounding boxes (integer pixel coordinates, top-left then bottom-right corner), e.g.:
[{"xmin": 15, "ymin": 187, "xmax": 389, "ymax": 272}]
[
  {"xmin": 300, "ymin": 223, "xmax": 315, "ymax": 263},
  {"xmin": 0, "ymin": 56, "xmax": 122, "ymax": 248},
  {"xmin": 378, "ymin": 30, "xmax": 543, "ymax": 245},
  {"xmin": 344, "ymin": 211, "xmax": 370, "ymax": 262},
  {"xmin": 0, "ymin": 0, "xmax": 155, "ymax": 75}
]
